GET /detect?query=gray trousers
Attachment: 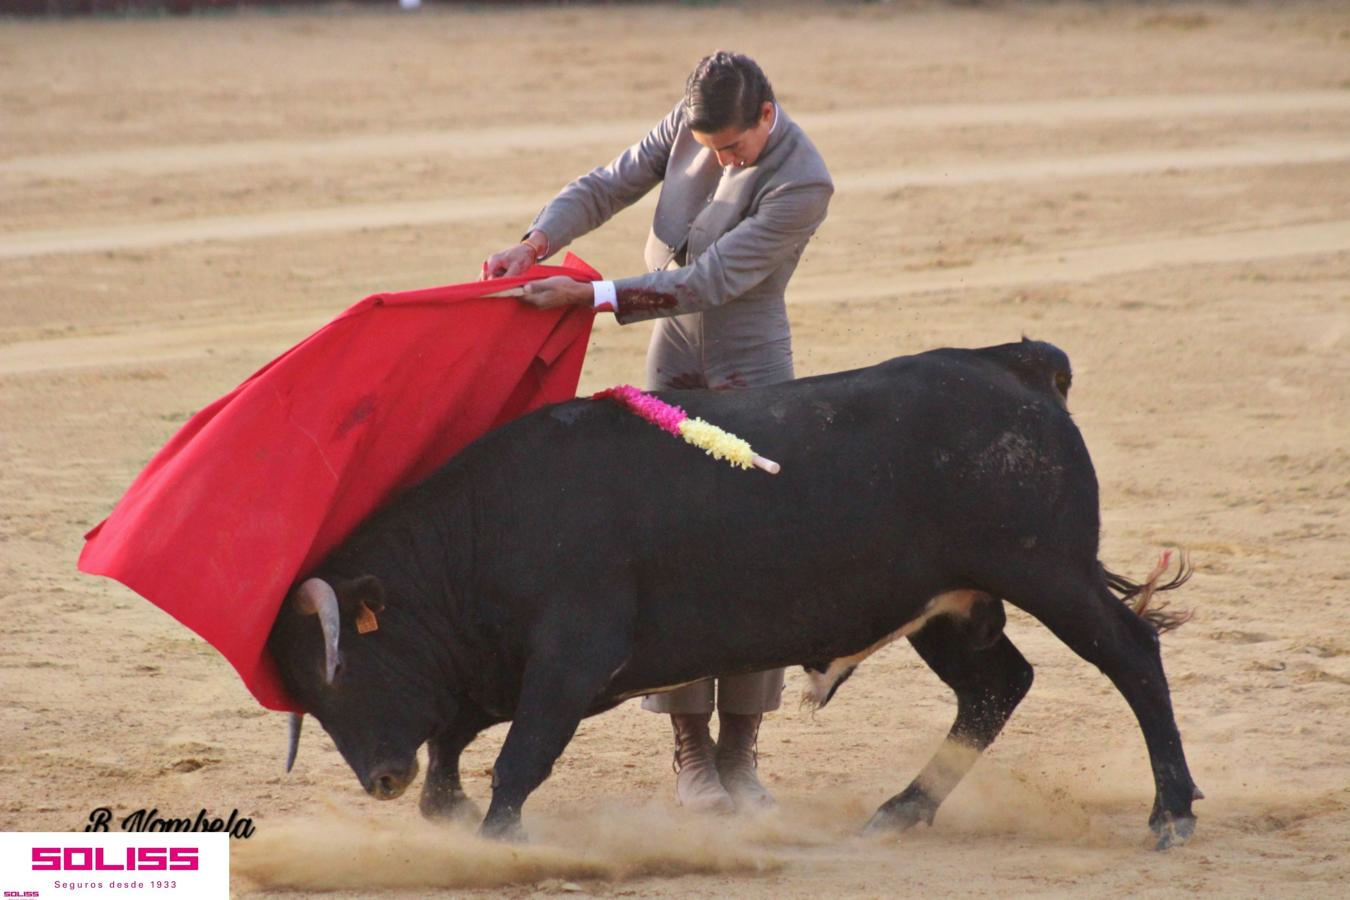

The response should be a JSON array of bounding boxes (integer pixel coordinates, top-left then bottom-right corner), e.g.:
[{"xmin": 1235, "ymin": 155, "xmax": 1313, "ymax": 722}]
[
  {"xmin": 639, "ymin": 313, "xmax": 792, "ymax": 717},
  {"xmin": 641, "ymin": 669, "xmax": 785, "ymax": 715}
]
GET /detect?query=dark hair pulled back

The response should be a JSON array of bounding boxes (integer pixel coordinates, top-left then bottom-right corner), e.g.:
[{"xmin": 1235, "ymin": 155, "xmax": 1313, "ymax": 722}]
[{"xmin": 683, "ymin": 51, "xmax": 775, "ymax": 133}]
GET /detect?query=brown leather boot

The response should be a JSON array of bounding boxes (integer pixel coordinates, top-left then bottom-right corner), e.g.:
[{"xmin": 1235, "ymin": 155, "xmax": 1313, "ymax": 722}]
[
  {"xmin": 671, "ymin": 713, "xmax": 734, "ymax": 814},
  {"xmin": 715, "ymin": 712, "xmax": 776, "ymax": 812}
]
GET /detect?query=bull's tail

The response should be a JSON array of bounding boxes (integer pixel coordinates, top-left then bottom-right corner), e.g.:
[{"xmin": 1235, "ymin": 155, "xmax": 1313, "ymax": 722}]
[{"xmin": 1102, "ymin": 549, "xmax": 1194, "ymax": 633}]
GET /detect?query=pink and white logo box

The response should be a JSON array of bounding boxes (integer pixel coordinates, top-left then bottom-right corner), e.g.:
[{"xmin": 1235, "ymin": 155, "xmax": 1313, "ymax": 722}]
[{"xmin": 0, "ymin": 833, "xmax": 227, "ymax": 899}]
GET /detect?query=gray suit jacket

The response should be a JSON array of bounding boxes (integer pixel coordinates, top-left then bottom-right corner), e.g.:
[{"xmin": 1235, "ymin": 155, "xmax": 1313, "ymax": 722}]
[{"xmin": 530, "ymin": 103, "xmax": 832, "ymax": 383}]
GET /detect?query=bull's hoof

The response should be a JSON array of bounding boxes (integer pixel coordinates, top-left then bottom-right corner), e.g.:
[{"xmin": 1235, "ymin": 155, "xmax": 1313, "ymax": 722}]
[
  {"xmin": 1149, "ymin": 786, "xmax": 1203, "ymax": 837},
  {"xmin": 863, "ymin": 787, "xmax": 938, "ymax": 836},
  {"xmin": 478, "ymin": 813, "xmax": 527, "ymax": 843},
  {"xmin": 419, "ymin": 786, "xmax": 482, "ymax": 825},
  {"xmin": 1152, "ymin": 814, "xmax": 1196, "ymax": 851}
]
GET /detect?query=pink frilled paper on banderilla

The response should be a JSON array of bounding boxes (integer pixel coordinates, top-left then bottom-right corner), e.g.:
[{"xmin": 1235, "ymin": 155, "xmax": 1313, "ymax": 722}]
[{"xmin": 78, "ymin": 255, "xmax": 601, "ymax": 712}]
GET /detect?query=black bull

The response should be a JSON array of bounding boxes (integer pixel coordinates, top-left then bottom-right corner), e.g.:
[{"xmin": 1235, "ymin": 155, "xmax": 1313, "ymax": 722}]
[{"xmin": 268, "ymin": 340, "xmax": 1201, "ymax": 848}]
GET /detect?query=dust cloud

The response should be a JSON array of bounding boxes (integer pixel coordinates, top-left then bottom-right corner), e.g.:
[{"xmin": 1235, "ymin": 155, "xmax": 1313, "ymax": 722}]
[
  {"xmin": 235, "ymin": 765, "xmax": 1116, "ymax": 892},
  {"xmin": 233, "ymin": 801, "xmax": 787, "ymax": 891}
]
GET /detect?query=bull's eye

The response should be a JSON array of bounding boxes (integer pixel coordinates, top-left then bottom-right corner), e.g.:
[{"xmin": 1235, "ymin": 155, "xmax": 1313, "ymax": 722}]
[{"xmin": 1055, "ymin": 371, "xmax": 1071, "ymax": 396}]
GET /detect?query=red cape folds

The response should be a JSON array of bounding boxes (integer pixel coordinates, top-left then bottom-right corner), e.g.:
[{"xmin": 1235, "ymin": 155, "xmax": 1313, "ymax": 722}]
[{"xmin": 79, "ymin": 255, "xmax": 600, "ymax": 712}]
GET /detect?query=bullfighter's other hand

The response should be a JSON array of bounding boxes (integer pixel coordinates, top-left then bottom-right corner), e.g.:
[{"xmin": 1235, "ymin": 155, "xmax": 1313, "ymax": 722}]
[
  {"xmin": 479, "ymin": 231, "xmax": 548, "ymax": 281},
  {"xmin": 480, "ymin": 243, "xmax": 534, "ymax": 281},
  {"xmin": 517, "ymin": 276, "xmax": 594, "ymax": 310}
]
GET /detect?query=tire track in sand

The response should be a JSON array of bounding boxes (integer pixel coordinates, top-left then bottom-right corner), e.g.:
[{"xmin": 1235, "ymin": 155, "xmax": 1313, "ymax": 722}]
[
  {"xmin": 3, "ymin": 219, "xmax": 1347, "ymax": 377},
  {"xmin": 2, "ymin": 139, "xmax": 1347, "ymax": 261},
  {"xmin": 5, "ymin": 90, "xmax": 1347, "ymax": 179}
]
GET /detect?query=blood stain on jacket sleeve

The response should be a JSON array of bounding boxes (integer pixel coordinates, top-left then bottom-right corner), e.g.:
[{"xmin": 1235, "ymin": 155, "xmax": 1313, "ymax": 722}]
[{"xmin": 617, "ymin": 288, "xmax": 678, "ymax": 312}]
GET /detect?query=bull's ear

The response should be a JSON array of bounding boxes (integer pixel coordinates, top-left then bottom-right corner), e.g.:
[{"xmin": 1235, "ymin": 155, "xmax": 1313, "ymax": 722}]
[{"xmin": 332, "ymin": 574, "xmax": 387, "ymax": 614}]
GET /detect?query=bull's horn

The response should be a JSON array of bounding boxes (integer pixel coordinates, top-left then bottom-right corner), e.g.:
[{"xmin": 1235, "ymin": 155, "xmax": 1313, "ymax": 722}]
[
  {"xmin": 294, "ymin": 577, "xmax": 342, "ymax": 684},
  {"xmin": 285, "ymin": 713, "xmax": 303, "ymax": 773}
]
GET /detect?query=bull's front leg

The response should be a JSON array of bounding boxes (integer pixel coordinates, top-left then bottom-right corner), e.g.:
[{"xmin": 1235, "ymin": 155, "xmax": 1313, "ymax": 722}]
[
  {"xmin": 480, "ymin": 607, "xmax": 634, "ymax": 840},
  {"xmin": 420, "ymin": 704, "xmax": 496, "ymax": 824}
]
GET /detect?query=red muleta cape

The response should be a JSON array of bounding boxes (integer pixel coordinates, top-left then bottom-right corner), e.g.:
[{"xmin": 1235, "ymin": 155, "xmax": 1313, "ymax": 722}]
[{"xmin": 79, "ymin": 255, "xmax": 600, "ymax": 712}]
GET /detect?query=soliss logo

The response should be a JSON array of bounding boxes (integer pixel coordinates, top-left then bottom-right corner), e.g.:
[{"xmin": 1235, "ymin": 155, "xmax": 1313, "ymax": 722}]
[{"xmin": 31, "ymin": 846, "xmax": 199, "ymax": 871}]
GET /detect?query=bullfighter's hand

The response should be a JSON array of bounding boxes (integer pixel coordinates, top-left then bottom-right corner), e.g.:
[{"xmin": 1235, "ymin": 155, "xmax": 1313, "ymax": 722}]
[
  {"xmin": 480, "ymin": 242, "xmax": 536, "ymax": 281},
  {"xmin": 517, "ymin": 276, "xmax": 594, "ymax": 309}
]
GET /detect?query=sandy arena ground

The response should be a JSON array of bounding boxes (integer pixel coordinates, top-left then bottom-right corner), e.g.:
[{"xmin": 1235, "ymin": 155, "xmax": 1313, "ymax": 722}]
[{"xmin": 2, "ymin": 2, "xmax": 1348, "ymax": 896}]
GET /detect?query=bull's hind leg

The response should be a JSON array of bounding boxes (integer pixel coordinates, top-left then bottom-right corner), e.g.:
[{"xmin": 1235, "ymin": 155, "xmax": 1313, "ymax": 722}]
[
  {"xmin": 866, "ymin": 603, "xmax": 1033, "ymax": 834},
  {"xmin": 997, "ymin": 563, "xmax": 1199, "ymax": 849}
]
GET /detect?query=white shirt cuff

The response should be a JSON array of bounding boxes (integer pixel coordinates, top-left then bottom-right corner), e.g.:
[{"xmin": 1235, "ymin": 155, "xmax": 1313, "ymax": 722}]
[{"xmin": 592, "ymin": 280, "xmax": 617, "ymax": 313}]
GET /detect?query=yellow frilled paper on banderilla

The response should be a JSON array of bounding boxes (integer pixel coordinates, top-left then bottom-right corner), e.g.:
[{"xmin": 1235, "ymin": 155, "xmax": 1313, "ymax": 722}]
[{"xmin": 677, "ymin": 417, "xmax": 757, "ymax": 469}]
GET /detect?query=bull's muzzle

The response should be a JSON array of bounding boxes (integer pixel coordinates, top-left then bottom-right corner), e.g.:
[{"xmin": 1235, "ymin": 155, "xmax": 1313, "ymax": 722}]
[{"xmin": 366, "ymin": 757, "xmax": 420, "ymax": 801}]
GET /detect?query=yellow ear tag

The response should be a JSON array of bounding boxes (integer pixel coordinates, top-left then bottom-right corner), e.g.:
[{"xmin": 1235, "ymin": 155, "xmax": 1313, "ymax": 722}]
[{"xmin": 355, "ymin": 602, "xmax": 379, "ymax": 635}]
